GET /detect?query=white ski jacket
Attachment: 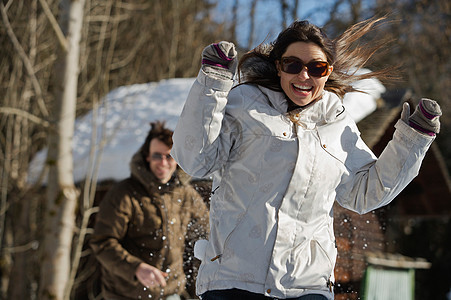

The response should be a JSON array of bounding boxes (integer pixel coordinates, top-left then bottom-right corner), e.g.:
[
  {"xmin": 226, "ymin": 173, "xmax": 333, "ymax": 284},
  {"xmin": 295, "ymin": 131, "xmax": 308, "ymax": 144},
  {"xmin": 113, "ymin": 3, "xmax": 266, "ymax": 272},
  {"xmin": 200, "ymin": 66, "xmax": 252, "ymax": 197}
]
[{"xmin": 172, "ymin": 69, "xmax": 434, "ymax": 299}]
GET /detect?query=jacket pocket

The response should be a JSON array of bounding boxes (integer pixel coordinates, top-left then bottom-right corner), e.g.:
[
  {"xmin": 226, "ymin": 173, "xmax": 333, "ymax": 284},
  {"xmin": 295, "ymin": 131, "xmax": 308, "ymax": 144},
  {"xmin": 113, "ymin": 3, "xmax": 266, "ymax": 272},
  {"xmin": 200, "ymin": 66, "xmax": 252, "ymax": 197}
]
[
  {"xmin": 316, "ymin": 123, "xmax": 361, "ymax": 169},
  {"xmin": 284, "ymin": 238, "xmax": 335, "ymax": 290}
]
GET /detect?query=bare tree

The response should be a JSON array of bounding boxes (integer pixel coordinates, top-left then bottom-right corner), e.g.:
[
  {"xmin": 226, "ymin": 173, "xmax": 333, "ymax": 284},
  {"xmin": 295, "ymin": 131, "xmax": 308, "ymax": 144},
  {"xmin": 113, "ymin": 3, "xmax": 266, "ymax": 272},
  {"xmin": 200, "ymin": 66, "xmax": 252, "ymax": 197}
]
[
  {"xmin": 38, "ymin": 0, "xmax": 86, "ymax": 298},
  {"xmin": 280, "ymin": 0, "xmax": 288, "ymax": 28},
  {"xmin": 247, "ymin": 0, "xmax": 259, "ymax": 50},
  {"xmin": 0, "ymin": 0, "xmax": 232, "ymax": 298},
  {"xmin": 231, "ymin": 0, "xmax": 239, "ymax": 42},
  {"xmin": 292, "ymin": 0, "xmax": 299, "ymax": 20},
  {"xmin": 280, "ymin": 0, "xmax": 299, "ymax": 29},
  {"xmin": 1, "ymin": 0, "xmax": 52, "ymax": 298}
]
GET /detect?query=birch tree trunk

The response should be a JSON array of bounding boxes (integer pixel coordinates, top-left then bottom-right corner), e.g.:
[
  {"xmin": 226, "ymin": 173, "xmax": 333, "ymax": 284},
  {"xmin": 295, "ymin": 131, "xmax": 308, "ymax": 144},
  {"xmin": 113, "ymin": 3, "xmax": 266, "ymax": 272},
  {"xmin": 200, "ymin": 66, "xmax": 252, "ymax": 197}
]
[{"xmin": 38, "ymin": 0, "xmax": 85, "ymax": 298}]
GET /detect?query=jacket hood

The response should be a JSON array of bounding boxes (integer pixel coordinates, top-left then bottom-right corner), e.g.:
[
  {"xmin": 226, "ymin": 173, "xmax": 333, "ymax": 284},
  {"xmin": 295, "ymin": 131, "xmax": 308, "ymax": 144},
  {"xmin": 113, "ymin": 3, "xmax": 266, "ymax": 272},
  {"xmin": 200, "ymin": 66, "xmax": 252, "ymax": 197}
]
[
  {"xmin": 129, "ymin": 149, "xmax": 191, "ymax": 192},
  {"xmin": 239, "ymin": 47, "xmax": 277, "ymax": 84}
]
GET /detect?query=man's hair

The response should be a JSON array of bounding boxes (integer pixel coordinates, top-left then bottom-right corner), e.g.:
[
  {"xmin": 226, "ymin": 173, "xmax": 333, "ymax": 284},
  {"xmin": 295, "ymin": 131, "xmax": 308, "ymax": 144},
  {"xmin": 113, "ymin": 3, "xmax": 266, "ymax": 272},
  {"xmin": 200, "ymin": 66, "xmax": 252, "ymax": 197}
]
[{"xmin": 140, "ymin": 121, "xmax": 173, "ymax": 160}]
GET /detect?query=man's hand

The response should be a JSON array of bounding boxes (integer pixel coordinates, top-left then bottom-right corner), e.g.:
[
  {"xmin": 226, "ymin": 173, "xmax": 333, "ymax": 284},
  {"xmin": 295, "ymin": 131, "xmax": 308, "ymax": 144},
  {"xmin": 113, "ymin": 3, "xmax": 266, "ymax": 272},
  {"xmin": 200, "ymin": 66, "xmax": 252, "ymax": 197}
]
[{"xmin": 135, "ymin": 263, "xmax": 168, "ymax": 288}]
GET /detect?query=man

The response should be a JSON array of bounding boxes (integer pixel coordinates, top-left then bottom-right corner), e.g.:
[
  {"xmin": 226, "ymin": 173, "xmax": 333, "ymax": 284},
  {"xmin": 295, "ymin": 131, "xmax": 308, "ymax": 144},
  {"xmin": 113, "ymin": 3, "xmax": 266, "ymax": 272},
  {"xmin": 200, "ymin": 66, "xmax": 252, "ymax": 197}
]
[{"xmin": 90, "ymin": 121, "xmax": 209, "ymax": 300}]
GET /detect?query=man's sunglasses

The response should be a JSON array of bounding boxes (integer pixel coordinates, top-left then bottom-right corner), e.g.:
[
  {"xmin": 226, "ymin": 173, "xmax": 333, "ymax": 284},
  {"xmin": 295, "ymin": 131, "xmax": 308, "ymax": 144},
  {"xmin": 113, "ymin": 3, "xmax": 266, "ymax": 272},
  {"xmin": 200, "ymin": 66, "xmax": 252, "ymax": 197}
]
[
  {"xmin": 151, "ymin": 153, "xmax": 173, "ymax": 161},
  {"xmin": 280, "ymin": 57, "xmax": 331, "ymax": 78}
]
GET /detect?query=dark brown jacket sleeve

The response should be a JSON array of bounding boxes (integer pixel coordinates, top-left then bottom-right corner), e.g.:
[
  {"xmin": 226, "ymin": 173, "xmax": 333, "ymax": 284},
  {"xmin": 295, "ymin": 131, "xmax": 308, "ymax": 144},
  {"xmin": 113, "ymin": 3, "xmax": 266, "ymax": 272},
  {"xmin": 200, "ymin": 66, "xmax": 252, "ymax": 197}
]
[{"xmin": 90, "ymin": 180, "xmax": 143, "ymax": 283}]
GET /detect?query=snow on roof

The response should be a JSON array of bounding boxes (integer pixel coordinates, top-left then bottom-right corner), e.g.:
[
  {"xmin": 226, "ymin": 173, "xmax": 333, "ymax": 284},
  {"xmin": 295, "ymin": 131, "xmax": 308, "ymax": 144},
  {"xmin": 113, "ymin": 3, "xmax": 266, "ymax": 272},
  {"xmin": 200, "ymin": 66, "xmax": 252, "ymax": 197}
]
[
  {"xmin": 366, "ymin": 251, "xmax": 431, "ymax": 269},
  {"xmin": 28, "ymin": 78, "xmax": 195, "ymax": 184},
  {"xmin": 344, "ymin": 68, "xmax": 386, "ymax": 123},
  {"xmin": 28, "ymin": 74, "xmax": 385, "ymax": 184}
]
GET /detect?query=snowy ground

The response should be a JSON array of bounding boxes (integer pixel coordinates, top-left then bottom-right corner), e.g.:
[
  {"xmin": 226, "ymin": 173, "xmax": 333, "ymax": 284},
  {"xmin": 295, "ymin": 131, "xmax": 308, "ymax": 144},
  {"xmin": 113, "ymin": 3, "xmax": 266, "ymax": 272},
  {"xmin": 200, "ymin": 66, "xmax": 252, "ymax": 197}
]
[{"xmin": 28, "ymin": 74, "xmax": 385, "ymax": 184}]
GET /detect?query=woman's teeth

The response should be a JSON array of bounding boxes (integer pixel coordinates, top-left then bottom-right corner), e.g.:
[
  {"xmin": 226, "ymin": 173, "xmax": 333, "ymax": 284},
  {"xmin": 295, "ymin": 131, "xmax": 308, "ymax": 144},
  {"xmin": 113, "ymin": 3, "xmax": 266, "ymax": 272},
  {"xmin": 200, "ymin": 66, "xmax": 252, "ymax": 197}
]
[{"xmin": 293, "ymin": 84, "xmax": 313, "ymax": 91}]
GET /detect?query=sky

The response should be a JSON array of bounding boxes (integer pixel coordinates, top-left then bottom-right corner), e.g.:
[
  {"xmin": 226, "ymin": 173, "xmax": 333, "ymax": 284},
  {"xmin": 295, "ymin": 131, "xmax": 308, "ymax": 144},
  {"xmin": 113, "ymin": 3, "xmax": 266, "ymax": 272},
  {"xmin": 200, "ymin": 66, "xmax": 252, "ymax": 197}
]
[
  {"xmin": 213, "ymin": 0, "xmax": 340, "ymax": 49},
  {"xmin": 28, "ymin": 74, "xmax": 385, "ymax": 184}
]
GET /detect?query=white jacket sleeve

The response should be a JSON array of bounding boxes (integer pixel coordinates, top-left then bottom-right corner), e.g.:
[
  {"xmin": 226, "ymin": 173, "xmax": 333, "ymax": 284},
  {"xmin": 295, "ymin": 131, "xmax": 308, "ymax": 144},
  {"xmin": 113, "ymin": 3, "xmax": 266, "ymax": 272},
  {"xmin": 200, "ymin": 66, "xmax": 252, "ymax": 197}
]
[
  {"xmin": 336, "ymin": 119, "xmax": 435, "ymax": 214},
  {"xmin": 171, "ymin": 69, "xmax": 236, "ymax": 178}
]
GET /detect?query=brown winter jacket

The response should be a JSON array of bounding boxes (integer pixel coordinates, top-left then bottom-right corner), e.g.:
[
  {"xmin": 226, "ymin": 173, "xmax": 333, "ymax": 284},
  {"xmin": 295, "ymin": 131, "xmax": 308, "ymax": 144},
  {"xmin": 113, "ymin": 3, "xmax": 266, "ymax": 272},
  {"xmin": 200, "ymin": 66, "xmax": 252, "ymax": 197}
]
[{"xmin": 90, "ymin": 150, "xmax": 209, "ymax": 300}]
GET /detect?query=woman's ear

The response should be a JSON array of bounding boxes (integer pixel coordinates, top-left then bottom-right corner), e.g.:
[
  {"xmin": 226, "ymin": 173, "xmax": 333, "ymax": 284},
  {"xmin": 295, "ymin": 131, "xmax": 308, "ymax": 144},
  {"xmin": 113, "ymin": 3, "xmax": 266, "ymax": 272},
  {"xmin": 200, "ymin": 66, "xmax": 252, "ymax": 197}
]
[
  {"xmin": 276, "ymin": 60, "xmax": 281, "ymax": 77},
  {"xmin": 328, "ymin": 65, "xmax": 334, "ymax": 75}
]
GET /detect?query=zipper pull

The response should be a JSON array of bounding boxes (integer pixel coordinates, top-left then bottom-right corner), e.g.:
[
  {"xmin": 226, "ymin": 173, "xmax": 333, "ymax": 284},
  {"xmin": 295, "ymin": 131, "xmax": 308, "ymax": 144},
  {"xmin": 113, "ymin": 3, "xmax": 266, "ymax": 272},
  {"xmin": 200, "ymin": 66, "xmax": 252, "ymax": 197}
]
[{"xmin": 210, "ymin": 254, "xmax": 222, "ymax": 262}]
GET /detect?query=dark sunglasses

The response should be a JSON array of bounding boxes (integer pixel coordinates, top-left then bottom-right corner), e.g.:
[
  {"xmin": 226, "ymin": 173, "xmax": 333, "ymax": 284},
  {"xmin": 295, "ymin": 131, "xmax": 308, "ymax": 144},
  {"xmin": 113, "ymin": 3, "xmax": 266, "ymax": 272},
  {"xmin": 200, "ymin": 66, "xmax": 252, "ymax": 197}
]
[
  {"xmin": 151, "ymin": 153, "xmax": 173, "ymax": 161},
  {"xmin": 280, "ymin": 57, "xmax": 330, "ymax": 78}
]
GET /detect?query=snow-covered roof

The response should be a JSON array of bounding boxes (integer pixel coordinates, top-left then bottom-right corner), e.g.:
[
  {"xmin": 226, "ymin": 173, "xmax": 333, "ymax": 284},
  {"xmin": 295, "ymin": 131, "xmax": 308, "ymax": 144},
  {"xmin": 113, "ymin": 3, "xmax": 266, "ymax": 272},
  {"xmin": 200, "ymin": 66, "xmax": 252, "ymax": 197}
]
[
  {"xmin": 28, "ymin": 74, "xmax": 385, "ymax": 184},
  {"xmin": 28, "ymin": 78, "xmax": 195, "ymax": 184}
]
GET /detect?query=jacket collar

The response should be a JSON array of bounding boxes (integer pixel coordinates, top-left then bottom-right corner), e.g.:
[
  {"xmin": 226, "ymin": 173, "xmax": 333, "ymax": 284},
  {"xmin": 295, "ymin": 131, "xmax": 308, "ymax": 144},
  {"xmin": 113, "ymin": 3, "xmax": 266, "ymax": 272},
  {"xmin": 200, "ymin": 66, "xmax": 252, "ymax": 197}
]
[
  {"xmin": 257, "ymin": 86, "xmax": 345, "ymax": 127},
  {"xmin": 257, "ymin": 86, "xmax": 289, "ymax": 113}
]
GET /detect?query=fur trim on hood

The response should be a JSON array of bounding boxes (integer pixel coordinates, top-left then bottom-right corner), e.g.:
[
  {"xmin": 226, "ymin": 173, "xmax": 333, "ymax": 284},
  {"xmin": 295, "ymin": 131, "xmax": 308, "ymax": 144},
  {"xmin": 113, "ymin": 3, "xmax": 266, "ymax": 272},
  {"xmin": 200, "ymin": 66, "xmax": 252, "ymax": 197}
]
[
  {"xmin": 240, "ymin": 56, "xmax": 277, "ymax": 81},
  {"xmin": 238, "ymin": 44, "xmax": 280, "ymax": 85}
]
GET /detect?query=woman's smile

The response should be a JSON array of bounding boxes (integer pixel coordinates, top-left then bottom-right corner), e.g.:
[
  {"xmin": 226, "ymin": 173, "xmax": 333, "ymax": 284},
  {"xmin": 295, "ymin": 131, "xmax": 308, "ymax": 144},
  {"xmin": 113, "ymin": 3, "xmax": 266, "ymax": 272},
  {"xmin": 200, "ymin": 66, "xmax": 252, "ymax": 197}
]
[
  {"xmin": 277, "ymin": 41, "xmax": 331, "ymax": 106},
  {"xmin": 292, "ymin": 83, "xmax": 313, "ymax": 95}
]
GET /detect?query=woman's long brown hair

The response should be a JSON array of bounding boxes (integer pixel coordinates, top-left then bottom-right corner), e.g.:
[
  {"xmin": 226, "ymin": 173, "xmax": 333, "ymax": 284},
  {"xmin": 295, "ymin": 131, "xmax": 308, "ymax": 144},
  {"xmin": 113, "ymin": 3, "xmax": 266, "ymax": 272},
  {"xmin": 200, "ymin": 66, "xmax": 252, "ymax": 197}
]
[{"xmin": 238, "ymin": 16, "xmax": 399, "ymax": 99}]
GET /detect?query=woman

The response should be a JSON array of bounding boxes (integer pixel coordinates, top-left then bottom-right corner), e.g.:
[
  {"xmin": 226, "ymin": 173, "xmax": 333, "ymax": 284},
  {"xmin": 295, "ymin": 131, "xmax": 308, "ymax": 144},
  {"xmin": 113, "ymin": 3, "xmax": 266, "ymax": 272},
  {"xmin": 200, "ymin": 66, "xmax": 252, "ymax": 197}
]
[{"xmin": 171, "ymin": 18, "xmax": 441, "ymax": 300}]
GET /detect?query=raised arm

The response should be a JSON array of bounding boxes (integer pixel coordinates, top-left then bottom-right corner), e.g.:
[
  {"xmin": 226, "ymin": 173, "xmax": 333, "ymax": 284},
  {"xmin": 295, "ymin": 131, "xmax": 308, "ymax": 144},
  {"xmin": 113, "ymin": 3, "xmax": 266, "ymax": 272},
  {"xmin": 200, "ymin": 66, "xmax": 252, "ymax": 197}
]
[
  {"xmin": 337, "ymin": 99, "xmax": 441, "ymax": 214},
  {"xmin": 171, "ymin": 42, "xmax": 238, "ymax": 178}
]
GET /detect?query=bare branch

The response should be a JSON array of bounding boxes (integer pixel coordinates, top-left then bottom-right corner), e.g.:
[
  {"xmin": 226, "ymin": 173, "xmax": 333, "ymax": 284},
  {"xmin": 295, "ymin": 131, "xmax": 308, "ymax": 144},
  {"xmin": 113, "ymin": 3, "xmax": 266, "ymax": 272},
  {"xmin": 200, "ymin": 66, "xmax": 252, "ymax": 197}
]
[
  {"xmin": 0, "ymin": 107, "xmax": 50, "ymax": 127},
  {"xmin": 0, "ymin": 2, "xmax": 49, "ymax": 118},
  {"xmin": 37, "ymin": 0, "xmax": 68, "ymax": 52},
  {"xmin": 2, "ymin": 240, "xmax": 39, "ymax": 253}
]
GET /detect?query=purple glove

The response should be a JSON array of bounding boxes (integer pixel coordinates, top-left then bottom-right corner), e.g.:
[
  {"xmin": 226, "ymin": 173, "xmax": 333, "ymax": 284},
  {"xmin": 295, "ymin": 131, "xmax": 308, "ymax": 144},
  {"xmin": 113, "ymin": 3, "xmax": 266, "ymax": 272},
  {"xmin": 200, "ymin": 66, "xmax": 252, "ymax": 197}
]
[
  {"xmin": 201, "ymin": 41, "xmax": 237, "ymax": 80},
  {"xmin": 401, "ymin": 98, "xmax": 442, "ymax": 136}
]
